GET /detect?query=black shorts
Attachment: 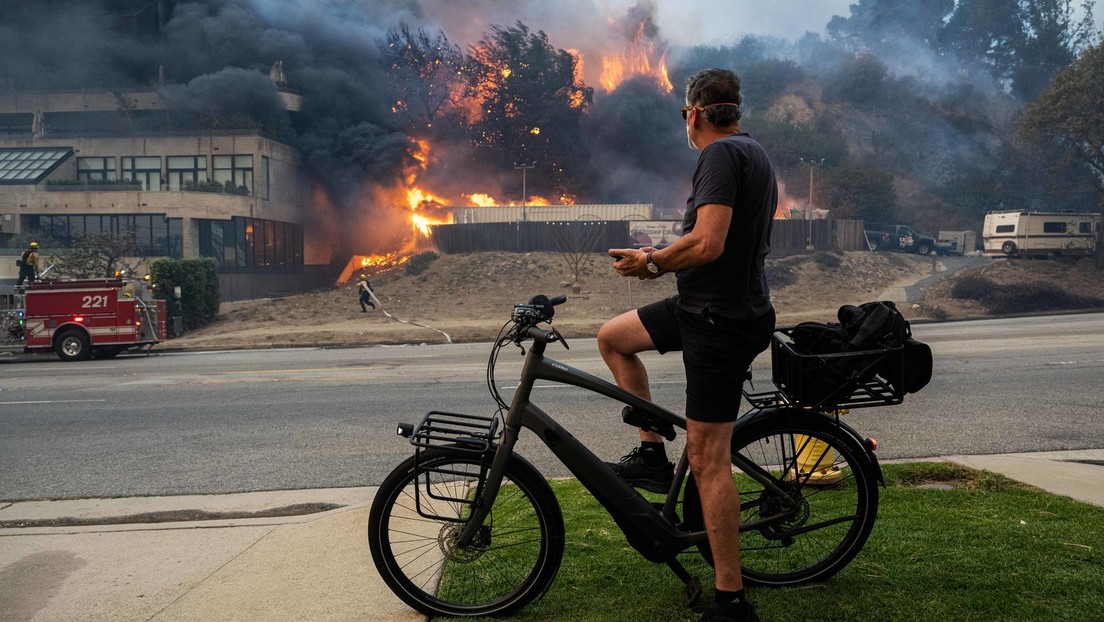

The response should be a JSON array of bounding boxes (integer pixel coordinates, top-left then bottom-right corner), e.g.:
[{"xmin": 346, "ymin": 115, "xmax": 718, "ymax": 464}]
[{"xmin": 638, "ymin": 296, "xmax": 775, "ymax": 423}]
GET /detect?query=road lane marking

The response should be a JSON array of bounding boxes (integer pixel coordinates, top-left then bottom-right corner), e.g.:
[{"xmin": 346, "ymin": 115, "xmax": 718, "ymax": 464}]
[{"xmin": 0, "ymin": 399, "xmax": 107, "ymax": 405}]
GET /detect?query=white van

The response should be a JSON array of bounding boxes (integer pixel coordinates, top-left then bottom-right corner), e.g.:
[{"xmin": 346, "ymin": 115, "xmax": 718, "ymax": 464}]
[{"xmin": 982, "ymin": 210, "xmax": 1099, "ymax": 257}]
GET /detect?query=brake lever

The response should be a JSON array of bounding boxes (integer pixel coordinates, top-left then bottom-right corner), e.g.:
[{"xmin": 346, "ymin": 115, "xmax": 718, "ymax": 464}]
[{"xmin": 551, "ymin": 326, "xmax": 569, "ymax": 350}]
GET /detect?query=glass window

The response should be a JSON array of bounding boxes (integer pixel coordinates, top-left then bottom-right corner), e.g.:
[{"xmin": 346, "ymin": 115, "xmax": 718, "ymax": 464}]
[
  {"xmin": 213, "ymin": 154, "xmax": 253, "ymax": 194},
  {"xmin": 995, "ymin": 224, "xmax": 1015, "ymax": 234},
  {"xmin": 234, "ymin": 219, "xmax": 247, "ymax": 267},
  {"xmin": 0, "ymin": 148, "xmax": 72, "ymax": 184},
  {"xmin": 260, "ymin": 155, "xmax": 270, "ymax": 200},
  {"xmin": 77, "ymin": 157, "xmax": 117, "ymax": 182},
  {"xmin": 69, "ymin": 215, "xmax": 86, "ymax": 240},
  {"xmin": 1080, "ymin": 221, "xmax": 1093, "ymax": 234},
  {"xmin": 168, "ymin": 218, "xmax": 183, "ymax": 258},
  {"xmin": 134, "ymin": 215, "xmax": 153, "ymax": 255},
  {"xmin": 122, "ymin": 156, "xmax": 161, "ymax": 191},
  {"xmin": 1043, "ymin": 222, "xmax": 1067, "ymax": 233},
  {"xmin": 167, "ymin": 155, "xmax": 207, "ymax": 191}
]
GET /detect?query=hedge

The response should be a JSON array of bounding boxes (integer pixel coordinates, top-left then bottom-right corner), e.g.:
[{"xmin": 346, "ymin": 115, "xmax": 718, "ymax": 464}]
[{"xmin": 149, "ymin": 257, "xmax": 220, "ymax": 332}]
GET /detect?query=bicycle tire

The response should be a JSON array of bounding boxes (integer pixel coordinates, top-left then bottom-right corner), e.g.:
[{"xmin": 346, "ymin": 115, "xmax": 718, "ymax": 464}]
[
  {"xmin": 368, "ymin": 447, "xmax": 565, "ymax": 617},
  {"xmin": 685, "ymin": 410, "xmax": 878, "ymax": 587}
]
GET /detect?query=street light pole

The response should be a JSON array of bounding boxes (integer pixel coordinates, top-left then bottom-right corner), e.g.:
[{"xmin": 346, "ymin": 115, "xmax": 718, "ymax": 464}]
[
  {"xmin": 799, "ymin": 157, "xmax": 824, "ymax": 251},
  {"xmin": 514, "ymin": 161, "xmax": 536, "ymax": 220}
]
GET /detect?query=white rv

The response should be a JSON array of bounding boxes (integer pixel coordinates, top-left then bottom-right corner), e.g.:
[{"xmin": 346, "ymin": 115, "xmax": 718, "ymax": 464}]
[{"xmin": 982, "ymin": 210, "xmax": 1100, "ymax": 257}]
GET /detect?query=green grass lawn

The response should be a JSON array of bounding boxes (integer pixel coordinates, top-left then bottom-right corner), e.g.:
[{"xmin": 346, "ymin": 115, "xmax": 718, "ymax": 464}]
[{"xmin": 437, "ymin": 463, "xmax": 1104, "ymax": 622}]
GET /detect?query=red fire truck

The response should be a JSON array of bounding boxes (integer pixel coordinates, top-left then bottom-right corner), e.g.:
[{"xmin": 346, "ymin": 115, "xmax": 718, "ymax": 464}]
[{"xmin": 2, "ymin": 277, "xmax": 166, "ymax": 361}]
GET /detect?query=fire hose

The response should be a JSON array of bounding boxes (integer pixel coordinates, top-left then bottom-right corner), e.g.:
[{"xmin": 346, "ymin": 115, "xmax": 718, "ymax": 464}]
[{"xmin": 371, "ymin": 292, "xmax": 452, "ymax": 344}]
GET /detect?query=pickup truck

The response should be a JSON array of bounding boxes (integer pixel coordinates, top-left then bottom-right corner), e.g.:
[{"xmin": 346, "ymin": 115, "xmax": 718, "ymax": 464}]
[{"xmin": 864, "ymin": 223, "xmax": 935, "ymax": 255}]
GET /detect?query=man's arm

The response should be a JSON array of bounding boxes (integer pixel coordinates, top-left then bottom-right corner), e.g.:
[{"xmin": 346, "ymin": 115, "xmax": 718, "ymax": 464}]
[{"xmin": 609, "ymin": 204, "xmax": 731, "ymax": 279}]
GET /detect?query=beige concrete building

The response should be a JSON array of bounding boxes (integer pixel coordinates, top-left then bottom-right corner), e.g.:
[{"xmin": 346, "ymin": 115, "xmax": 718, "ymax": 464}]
[{"xmin": 1, "ymin": 86, "xmax": 310, "ymax": 281}]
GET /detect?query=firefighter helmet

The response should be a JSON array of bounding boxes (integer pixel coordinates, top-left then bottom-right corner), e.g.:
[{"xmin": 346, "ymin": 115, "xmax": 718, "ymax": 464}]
[
  {"xmin": 29, "ymin": 241, "xmax": 39, "ymax": 249},
  {"xmin": 359, "ymin": 274, "xmax": 366, "ymax": 280}
]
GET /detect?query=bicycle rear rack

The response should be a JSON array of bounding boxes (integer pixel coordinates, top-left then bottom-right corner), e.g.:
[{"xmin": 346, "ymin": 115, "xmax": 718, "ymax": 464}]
[
  {"xmin": 408, "ymin": 411, "xmax": 501, "ymax": 522},
  {"xmin": 771, "ymin": 330, "xmax": 905, "ymax": 410},
  {"xmin": 409, "ymin": 411, "xmax": 501, "ymax": 453}
]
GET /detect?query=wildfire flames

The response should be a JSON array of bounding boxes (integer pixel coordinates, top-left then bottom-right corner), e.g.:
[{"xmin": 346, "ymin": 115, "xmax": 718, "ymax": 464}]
[
  {"xmin": 352, "ymin": 8, "xmax": 674, "ymax": 277},
  {"xmin": 598, "ymin": 21, "xmax": 673, "ymax": 93}
]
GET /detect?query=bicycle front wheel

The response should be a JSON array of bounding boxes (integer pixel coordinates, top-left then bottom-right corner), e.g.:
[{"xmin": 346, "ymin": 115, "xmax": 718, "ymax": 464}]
[
  {"xmin": 689, "ymin": 411, "xmax": 879, "ymax": 587},
  {"xmin": 368, "ymin": 447, "xmax": 565, "ymax": 617}
]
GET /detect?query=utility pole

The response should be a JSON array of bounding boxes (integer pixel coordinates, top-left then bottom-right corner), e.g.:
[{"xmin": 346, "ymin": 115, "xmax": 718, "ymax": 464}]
[
  {"xmin": 800, "ymin": 157, "xmax": 824, "ymax": 251},
  {"xmin": 513, "ymin": 161, "xmax": 537, "ymax": 220}
]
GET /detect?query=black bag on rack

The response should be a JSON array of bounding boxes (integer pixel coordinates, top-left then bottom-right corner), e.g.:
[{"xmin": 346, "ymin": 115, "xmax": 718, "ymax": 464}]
[
  {"xmin": 791, "ymin": 301, "xmax": 911, "ymax": 354},
  {"xmin": 787, "ymin": 301, "xmax": 930, "ymax": 399}
]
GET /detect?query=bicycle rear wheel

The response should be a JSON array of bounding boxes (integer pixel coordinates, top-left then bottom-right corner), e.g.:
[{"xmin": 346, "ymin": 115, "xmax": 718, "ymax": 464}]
[
  {"xmin": 368, "ymin": 447, "xmax": 565, "ymax": 617},
  {"xmin": 687, "ymin": 410, "xmax": 879, "ymax": 586}
]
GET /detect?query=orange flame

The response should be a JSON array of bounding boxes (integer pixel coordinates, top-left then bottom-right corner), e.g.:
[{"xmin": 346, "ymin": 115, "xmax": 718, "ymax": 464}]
[{"xmin": 598, "ymin": 21, "xmax": 673, "ymax": 93}]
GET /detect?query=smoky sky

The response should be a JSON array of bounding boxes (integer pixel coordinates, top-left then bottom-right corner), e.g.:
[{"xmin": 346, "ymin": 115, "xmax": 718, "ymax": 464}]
[{"xmin": 3, "ymin": 0, "xmax": 1095, "ymax": 250}]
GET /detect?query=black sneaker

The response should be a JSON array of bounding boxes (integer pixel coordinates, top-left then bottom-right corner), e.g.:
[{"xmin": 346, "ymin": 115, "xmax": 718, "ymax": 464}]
[
  {"xmin": 606, "ymin": 447, "xmax": 674, "ymax": 493},
  {"xmin": 699, "ymin": 602, "xmax": 760, "ymax": 622}
]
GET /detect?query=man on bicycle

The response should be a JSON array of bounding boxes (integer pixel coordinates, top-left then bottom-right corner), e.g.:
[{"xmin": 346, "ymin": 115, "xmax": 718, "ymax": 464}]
[{"xmin": 600, "ymin": 67, "xmax": 777, "ymax": 622}]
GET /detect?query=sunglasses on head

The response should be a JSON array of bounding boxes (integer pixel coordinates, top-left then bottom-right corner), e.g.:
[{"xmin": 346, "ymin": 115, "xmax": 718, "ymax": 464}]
[{"xmin": 681, "ymin": 103, "xmax": 740, "ymax": 120}]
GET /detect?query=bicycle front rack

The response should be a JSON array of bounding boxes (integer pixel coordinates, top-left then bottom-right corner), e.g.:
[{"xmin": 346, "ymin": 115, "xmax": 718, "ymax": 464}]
[{"xmin": 408, "ymin": 411, "xmax": 501, "ymax": 523}]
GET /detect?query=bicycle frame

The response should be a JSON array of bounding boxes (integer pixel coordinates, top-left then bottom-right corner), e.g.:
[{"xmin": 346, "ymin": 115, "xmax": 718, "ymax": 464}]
[{"xmin": 458, "ymin": 331, "xmax": 810, "ymax": 565}]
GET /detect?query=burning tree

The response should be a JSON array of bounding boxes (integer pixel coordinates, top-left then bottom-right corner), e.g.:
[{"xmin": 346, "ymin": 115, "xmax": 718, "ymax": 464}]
[
  {"xmin": 464, "ymin": 23, "xmax": 594, "ymax": 199},
  {"xmin": 383, "ymin": 24, "xmax": 466, "ymax": 130}
]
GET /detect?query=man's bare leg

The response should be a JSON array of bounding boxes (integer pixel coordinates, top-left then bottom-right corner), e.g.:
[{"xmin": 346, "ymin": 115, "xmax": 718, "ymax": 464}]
[
  {"xmin": 597, "ymin": 309, "xmax": 663, "ymax": 444},
  {"xmin": 686, "ymin": 418, "xmax": 743, "ymax": 591}
]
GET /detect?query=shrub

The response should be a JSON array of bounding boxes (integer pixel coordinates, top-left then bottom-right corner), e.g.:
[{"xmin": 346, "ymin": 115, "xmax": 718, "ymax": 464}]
[
  {"xmin": 813, "ymin": 252, "xmax": 843, "ymax": 269},
  {"xmin": 405, "ymin": 251, "xmax": 439, "ymax": 276},
  {"xmin": 765, "ymin": 263, "xmax": 798, "ymax": 289},
  {"xmin": 949, "ymin": 273, "xmax": 1104, "ymax": 314},
  {"xmin": 149, "ymin": 257, "xmax": 220, "ymax": 332},
  {"xmin": 950, "ymin": 273, "xmax": 998, "ymax": 300}
]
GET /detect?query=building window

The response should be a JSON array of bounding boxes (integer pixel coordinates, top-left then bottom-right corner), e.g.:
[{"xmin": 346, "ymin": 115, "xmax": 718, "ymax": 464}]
[
  {"xmin": 1080, "ymin": 221, "xmax": 1094, "ymax": 234},
  {"xmin": 260, "ymin": 155, "xmax": 270, "ymax": 200},
  {"xmin": 995, "ymin": 224, "xmax": 1015, "ymax": 234},
  {"xmin": 196, "ymin": 217, "xmax": 303, "ymax": 270},
  {"xmin": 1043, "ymin": 222, "xmax": 1067, "ymax": 234},
  {"xmin": 76, "ymin": 157, "xmax": 116, "ymax": 182},
  {"xmin": 167, "ymin": 155, "xmax": 207, "ymax": 191},
  {"xmin": 122, "ymin": 156, "xmax": 162, "ymax": 191},
  {"xmin": 213, "ymin": 154, "xmax": 253, "ymax": 194},
  {"xmin": 22, "ymin": 214, "xmax": 182, "ymax": 258}
]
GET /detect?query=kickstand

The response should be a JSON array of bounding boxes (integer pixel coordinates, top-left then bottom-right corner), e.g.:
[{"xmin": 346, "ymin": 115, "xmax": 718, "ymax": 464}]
[{"xmin": 666, "ymin": 558, "xmax": 702, "ymax": 607}]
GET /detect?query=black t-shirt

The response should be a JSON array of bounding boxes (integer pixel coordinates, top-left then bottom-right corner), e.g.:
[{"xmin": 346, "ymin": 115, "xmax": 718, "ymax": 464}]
[{"xmin": 676, "ymin": 133, "xmax": 776, "ymax": 319}]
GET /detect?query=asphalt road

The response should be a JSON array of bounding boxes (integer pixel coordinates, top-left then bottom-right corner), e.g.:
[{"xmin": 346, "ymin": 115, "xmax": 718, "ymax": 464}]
[{"xmin": 1, "ymin": 312, "xmax": 1102, "ymax": 501}]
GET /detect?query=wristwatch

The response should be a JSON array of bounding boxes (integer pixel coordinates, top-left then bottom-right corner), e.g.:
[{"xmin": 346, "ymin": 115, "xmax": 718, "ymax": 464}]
[{"xmin": 646, "ymin": 251, "xmax": 661, "ymax": 274}]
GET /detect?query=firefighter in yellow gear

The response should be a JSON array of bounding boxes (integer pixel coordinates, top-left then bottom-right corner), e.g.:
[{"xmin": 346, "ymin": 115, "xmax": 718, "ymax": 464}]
[{"xmin": 16, "ymin": 241, "xmax": 39, "ymax": 286}]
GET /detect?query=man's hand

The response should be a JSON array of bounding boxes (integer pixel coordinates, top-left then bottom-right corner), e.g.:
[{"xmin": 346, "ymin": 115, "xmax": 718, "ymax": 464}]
[{"xmin": 608, "ymin": 247, "xmax": 661, "ymax": 279}]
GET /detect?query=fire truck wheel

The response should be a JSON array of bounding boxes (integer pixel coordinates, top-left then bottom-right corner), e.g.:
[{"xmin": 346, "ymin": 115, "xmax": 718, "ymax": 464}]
[{"xmin": 55, "ymin": 329, "xmax": 91, "ymax": 362}]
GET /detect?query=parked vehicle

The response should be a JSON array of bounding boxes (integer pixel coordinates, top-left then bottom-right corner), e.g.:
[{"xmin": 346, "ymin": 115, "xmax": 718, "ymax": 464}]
[
  {"xmin": 2, "ymin": 277, "xmax": 166, "ymax": 361},
  {"xmin": 864, "ymin": 223, "xmax": 936, "ymax": 255},
  {"xmin": 935, "ymin": 230, "xmax": 978, "ymax": 256},
  {"xmin": 982, "ymin": 211, "xmax": 1100, "ymax": 257}
]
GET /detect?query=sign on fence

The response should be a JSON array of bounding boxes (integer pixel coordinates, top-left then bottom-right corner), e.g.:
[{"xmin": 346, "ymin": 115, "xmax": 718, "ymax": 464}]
[{"xmin": 628, "ymin": 221, "xmax": 683, "ymax": 249}]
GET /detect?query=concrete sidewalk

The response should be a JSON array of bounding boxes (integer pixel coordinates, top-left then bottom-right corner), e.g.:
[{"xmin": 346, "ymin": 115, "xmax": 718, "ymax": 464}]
[{"xmin": 2, "ymin": 450, "xmax": 1102, "ymax": 622}]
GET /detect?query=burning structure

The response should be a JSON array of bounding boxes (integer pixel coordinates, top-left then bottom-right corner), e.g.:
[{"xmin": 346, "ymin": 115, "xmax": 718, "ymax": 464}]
[{"xmin": 0, "ymin": 0, "xmax": 698, "ymax": 294}]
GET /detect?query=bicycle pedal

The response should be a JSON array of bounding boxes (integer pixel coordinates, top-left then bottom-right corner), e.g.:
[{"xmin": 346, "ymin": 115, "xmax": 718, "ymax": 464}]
[{"xmin": 621, "ymin": 406, "xmax": 676, "ymax": 441}]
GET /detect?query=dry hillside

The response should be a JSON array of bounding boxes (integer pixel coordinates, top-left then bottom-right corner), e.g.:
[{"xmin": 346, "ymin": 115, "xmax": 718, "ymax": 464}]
[{"xmin": 164, "ymin": 250, "xmax": 1104, "ymax": 351}]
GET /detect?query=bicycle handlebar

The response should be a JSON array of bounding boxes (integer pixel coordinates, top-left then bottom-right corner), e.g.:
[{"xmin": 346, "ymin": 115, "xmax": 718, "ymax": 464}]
[
  {"xmin": 506, "ymin": 295, "xmax": 569, "ymax": 349},
  {"xmin": 523, "ymin": 325, "xmax": 559, "ymax": 344}
]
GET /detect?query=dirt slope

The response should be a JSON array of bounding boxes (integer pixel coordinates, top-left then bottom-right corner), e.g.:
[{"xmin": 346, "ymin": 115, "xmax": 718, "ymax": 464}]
[{"xmin": 168, "ymin": 252, "xmax": 1103, "ymax": 350}]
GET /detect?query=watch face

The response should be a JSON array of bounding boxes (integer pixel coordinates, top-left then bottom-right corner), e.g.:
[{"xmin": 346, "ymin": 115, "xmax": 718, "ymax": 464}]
[{"xmin": 647, "ymin": 261, "xmax": 659, "ymax": 273}]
